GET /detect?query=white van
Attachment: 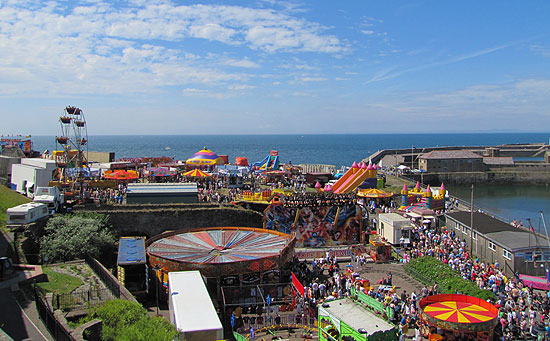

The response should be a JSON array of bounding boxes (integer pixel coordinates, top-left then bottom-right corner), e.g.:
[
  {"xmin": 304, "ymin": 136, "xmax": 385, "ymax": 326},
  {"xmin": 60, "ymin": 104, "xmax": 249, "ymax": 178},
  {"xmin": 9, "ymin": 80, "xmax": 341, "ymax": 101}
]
[{"xmin": 6, "ymin": 202, "xmax": 49, "ymax": 226}]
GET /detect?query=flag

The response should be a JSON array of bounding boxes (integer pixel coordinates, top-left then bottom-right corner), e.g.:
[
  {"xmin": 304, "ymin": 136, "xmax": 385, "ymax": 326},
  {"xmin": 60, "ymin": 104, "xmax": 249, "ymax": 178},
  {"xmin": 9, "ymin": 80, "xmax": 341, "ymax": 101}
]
[{"xmin": 292, "ymin": 272, "xmax": 305, "ymax": 297}]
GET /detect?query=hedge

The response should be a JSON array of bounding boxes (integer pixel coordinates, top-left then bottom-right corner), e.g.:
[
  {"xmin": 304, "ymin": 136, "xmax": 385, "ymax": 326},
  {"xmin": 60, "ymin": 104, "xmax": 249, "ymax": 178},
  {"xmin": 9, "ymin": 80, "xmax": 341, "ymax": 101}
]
[{"xmin": 404, "ymin": 256, "xmax": 495, "ymax": 301}]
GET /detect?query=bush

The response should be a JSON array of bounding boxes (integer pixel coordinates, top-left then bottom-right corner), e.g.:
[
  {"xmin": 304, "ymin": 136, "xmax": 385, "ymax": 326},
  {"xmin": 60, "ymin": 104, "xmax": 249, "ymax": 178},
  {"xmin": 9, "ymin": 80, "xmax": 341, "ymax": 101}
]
[
  {"xmin": 404, "ymin": 256, "xmax": 495, "ymax": 301},
  {"xmin": 89, "ymin": 300, "xmax": 177, "ymax": 341},
  {"xmin": 39, "ymin": 213, "xmax": 116, "ymax": 264}
]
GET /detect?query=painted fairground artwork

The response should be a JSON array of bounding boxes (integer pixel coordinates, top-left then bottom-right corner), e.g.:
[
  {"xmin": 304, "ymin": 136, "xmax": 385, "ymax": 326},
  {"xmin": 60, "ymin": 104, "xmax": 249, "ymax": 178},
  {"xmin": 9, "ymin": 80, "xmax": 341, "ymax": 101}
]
[{"xmin": 264, "ymin": 204, "xmax": 361, "ymax": 247}]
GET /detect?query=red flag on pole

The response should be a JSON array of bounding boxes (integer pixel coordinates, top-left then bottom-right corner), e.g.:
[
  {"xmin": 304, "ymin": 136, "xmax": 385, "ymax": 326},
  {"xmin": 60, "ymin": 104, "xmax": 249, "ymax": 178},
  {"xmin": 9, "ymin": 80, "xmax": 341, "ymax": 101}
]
[{"xmin": 292, "ymin": 272, "xmax": 305, "ymax": 297}]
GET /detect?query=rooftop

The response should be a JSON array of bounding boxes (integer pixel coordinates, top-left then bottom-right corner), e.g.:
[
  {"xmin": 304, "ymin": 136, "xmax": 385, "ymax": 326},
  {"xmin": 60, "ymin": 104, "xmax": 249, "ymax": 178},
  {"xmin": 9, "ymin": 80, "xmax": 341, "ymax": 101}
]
[
  {"xmin": 446, "ymin": 212, "xmax": 549, "ymax": 251},
  {"xmin": 420, "ymin": 150, "xmax": 482, "ymax": 160},
  {"xmin": 320, "ymin": 298, "xmax": 395, "ymax": 336},
  {"xmin": 485, "ymin": 230, "xmax": 549, "ymax": 251},
  {"xmin": 483, "ymin": 157, "xmax": 515, "ymax": 166}
]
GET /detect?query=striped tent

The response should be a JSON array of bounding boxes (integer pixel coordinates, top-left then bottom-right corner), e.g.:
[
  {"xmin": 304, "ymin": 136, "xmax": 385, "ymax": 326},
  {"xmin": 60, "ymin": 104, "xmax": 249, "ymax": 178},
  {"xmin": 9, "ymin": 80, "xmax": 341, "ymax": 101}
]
[
  {"xmin": 185, "ymin": 148, "xmax": 224, "ymax": 166},
  {"xmin": 183, "ymin": 169, "xmax": 211, "ymax": 178}
]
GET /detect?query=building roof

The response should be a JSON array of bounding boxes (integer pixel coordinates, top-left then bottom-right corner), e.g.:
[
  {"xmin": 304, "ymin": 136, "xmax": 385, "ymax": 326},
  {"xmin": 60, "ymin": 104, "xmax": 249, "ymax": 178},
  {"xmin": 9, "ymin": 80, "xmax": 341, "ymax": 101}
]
[
  {"xmin": 420, "ymin": 150, "xmax": 482, "ymax": 160},
  {"xmin": 484, "ymin": 231, "xmax": 549, "ymax": 251},
  {"xmin": 126, "ymin": 183, "xmax": 198, "ymax": 195},
  {"xmin": 483, "ymin": 157, "xmax": 515, "ymax": 166},
  {"xmin": 320, "ymin": 298, "xmax": 395, "ymax": 336},
  {"xmin": 168, "ymin": 271, "xmax": 223, "ymax": 334},
  {"xmin": 446, "ymin": 211, "xmax": 549, "ymax": 251},
  {"xmin": 117, "ymin": 237, "xmax": 146, "ymax": 266}
]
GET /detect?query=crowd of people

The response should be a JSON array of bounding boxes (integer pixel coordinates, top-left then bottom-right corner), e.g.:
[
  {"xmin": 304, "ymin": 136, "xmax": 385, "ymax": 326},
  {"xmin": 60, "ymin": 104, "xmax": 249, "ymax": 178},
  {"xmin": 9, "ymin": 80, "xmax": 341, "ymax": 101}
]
[{"xmin": 400, "ymin": 220, "xmax": 550, "ymax": 340}]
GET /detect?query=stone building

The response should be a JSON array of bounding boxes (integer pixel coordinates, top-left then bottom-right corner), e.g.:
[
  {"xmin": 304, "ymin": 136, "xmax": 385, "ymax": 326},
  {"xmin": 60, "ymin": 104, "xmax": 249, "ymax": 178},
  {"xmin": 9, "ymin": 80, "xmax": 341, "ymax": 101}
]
[{"xmin": 419, "ymin": 150, "xmax": 483, "ymax": 172}]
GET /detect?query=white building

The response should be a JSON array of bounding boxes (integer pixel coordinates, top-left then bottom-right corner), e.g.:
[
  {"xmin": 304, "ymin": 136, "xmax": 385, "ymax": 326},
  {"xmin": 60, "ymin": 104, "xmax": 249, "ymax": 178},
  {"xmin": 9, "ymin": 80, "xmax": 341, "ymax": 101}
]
[
  {"xmin": 11, "ymin": 158, "xmax": 57, "ymax": 197},
  {"xmin": 377, "ymin": 213, "xmax": 413, "ymax": 245}
]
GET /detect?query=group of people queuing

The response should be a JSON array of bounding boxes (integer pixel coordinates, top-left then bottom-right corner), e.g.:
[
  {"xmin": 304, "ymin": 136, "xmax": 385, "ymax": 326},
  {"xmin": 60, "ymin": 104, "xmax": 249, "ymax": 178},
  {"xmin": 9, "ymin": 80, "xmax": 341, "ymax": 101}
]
[{"xmin": 400, "ymin": 220, "xmax": 550, "ymax": 340}]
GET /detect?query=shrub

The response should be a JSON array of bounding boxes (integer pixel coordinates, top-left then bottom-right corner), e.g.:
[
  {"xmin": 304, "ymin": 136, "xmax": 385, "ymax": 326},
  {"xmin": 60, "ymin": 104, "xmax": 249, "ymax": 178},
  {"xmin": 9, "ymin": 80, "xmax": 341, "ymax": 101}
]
[
  {"xmin": 88, "ymin": 300, "xmax": 177, "ymax": 341},
  {"xmin": 405, "ymin": 256, "xmax": 495, "ymax": 301}
]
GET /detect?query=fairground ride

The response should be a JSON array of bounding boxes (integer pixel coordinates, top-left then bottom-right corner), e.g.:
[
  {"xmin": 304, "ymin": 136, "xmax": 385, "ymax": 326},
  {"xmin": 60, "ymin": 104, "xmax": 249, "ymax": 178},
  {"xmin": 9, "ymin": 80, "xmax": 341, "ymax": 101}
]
[{"xmin": 55, "ymin": 106, "xmax": 89, "ymax": 196}]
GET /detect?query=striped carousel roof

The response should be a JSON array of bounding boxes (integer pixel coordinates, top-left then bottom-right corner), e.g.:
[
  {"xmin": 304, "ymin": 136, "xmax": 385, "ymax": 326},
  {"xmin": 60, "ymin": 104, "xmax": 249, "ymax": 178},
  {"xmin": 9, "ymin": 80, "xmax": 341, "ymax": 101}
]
[
  {"xmin": 147, "ymin": 228, "xmax": 293, "ymax": 264},
  {"xmin": 185, "ymin": 148, "xmax": 224, "ymax": 165}
]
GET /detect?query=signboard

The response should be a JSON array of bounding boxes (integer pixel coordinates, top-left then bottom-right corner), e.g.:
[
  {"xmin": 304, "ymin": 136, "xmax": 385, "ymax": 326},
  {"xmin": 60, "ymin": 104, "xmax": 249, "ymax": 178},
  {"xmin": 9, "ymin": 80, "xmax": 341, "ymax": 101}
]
[{"xmin": 295, "ymin": 248, "xmax": 351, "ymax": 260}]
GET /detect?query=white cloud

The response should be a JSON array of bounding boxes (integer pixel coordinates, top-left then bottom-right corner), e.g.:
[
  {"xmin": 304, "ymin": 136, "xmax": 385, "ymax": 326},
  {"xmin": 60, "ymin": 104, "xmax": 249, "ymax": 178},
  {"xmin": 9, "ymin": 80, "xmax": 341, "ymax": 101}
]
[
  {"xmin": 223, "ymin": 58, "xmax": 260, "ymax": 68},
  {"xmin": 301, "ymin": 77, "xmax": 327, "ymax": 82},
  {"xmin": 0, "ymin": 0, "xmax": 345, "ymax": 98}
]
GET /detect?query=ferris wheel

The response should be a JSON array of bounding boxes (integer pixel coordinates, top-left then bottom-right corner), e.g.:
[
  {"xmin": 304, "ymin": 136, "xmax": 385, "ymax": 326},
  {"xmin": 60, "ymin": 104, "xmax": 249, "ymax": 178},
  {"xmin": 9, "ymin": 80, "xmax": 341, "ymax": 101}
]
[{"xmin": 55, "ymin": 106, "xmax": 88, "ymax": 180}]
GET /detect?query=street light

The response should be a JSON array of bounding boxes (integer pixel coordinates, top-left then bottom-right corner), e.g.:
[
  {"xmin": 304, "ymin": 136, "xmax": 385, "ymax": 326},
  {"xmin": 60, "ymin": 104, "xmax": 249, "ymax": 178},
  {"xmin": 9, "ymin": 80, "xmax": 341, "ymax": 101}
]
[{"xmin": 152, "ymin": 264, "xmax": 161, "ymax": 316}]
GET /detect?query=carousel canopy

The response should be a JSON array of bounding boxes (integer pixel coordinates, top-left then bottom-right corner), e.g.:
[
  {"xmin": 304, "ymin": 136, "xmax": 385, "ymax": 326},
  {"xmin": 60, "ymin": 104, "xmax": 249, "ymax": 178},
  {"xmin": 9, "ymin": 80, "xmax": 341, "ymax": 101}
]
[
  {"xmin": 183, "ymin": 168, "xmax": 211, "ymax": 177},
  {"xmin": 357, "ymin": 188, "xmax": 393, "ymax": 198},
  {"xmin": 186, "ymin": 148, "xmax": 224, "ymax": 166}
]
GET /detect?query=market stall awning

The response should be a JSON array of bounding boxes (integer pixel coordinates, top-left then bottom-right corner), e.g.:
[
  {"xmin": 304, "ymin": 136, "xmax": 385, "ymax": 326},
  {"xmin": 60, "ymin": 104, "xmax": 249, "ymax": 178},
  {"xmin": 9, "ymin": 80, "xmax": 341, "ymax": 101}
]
[
  {"xmin": 186, "ymin": 148, "xmax": 224, "ymax": 166},
  {"xmin": 103, "ymin": 169, "xmax": 139, "ymax": 180},
  {"xmin": 145, "ymin": 167, "xmax": 175, "ymax": 177},
  {"xmin": 183, "ymin": 169, "xmax": 211, "ymax": 177}
]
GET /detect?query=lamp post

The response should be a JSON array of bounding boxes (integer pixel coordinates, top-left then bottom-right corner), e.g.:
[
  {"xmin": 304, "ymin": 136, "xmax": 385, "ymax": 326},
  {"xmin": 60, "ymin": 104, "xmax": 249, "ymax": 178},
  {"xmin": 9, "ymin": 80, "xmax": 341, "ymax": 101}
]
[
  {"xmin": 470, "ymin": 184, "xmax": 474, "ymax": 254},
  {"xmin": 411, "ymin": 145, "xmax": 414, "ymax": 170},
  {"xmin": 152, "ymin": 264, "xmax": 161, "ymax": 316}
]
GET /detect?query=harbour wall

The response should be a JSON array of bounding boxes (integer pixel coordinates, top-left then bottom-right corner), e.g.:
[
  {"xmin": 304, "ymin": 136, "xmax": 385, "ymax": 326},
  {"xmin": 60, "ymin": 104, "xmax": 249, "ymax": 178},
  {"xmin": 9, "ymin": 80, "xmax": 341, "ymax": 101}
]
[
  {"xmin": 407, "ymin": 163, "xmax": 550, "ymax": 185},
  {"xmin": 76, "ymin": 203, "xmax": 264, "ymax": 237},
  {"xmin": 366, "ymin": 143, "xmax": 548, "ymax": 164}
]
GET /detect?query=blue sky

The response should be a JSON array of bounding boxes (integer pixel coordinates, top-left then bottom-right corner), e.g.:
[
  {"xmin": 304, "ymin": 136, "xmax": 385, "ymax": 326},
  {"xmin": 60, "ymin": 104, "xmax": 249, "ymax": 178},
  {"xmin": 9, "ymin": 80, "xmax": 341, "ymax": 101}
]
[{"xmin": 1, "ymin": 0, "xmax": 549, "ymax": 135}]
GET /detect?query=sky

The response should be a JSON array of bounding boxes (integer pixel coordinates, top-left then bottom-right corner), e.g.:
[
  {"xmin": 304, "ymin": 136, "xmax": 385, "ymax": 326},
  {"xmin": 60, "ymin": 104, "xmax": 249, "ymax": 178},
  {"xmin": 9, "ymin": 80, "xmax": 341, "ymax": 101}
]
[{"xmin": 1, "ymin": 0, "xmax": 550, "ymax": 135}]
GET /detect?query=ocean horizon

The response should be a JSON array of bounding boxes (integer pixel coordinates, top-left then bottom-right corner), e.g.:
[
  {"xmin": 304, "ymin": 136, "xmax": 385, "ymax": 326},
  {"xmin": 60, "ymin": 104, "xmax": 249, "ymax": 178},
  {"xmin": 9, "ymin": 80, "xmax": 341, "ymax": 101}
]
[{"xmin": 31, "ymin": 132, "xmax": 550, "ymax": 169}]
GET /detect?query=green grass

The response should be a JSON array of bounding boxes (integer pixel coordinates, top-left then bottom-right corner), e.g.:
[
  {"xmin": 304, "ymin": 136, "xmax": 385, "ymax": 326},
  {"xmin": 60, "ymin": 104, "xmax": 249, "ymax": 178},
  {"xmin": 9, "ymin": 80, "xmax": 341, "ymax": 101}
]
[
  {"xmin": 37, "ymin": 266, "xmax": 84, "ymax": 295},
  {"xmin": 0, "ymin": 185, "xmax": 31, "ymax": 233}
]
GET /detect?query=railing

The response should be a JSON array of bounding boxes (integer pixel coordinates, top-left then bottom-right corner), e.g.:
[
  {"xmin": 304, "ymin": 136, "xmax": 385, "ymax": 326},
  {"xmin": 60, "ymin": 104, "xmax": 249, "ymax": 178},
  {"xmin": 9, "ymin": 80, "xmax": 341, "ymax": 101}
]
[
  {"xmin": 34, "ymin": 285, "xmax": 75, "ymax": 341},
  {"xmin": 350, "ymin": 286, "xmax": 394, "ymax": 321},
  {"xmin": 50, "ymin": 287, "xmax": 114, "ymax": 311}
]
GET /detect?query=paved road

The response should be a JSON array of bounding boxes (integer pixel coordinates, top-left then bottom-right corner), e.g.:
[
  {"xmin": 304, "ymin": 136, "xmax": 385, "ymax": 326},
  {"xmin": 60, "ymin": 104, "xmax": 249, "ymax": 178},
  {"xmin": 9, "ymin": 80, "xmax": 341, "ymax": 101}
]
[{"xmin": 0, "ymin": 288, "xmax": 49, "ymax": 341}]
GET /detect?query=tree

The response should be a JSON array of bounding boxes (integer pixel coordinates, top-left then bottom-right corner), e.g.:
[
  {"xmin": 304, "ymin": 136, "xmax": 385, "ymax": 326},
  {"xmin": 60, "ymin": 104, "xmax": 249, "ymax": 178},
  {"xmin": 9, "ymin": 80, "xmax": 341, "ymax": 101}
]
[{"xmin": 39, "ymin": 213, "xmax": 116, "ymax": 264}]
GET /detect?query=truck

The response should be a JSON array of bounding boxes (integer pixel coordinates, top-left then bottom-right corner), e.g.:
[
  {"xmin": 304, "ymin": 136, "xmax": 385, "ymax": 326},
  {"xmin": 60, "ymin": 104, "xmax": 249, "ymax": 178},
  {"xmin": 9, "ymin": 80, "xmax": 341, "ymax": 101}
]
[
  {"xmin": 32, "ymin": 186, "xmax": 64, "ymax": 215},
  {"xmin": 6, "ymin": 202, "xmax": 49, "ymax": 227},
  {"xmin": 168, "ymin": 271, "xmax": 223, "ymax": 341}
]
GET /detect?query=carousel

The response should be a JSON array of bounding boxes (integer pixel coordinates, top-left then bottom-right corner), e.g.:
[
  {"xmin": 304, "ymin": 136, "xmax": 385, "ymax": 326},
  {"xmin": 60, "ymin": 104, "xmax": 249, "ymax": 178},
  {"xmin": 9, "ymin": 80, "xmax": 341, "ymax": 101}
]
[
  {"xmin": 146, "ymin": 227, "xmax": 296, "ymax": 298},
  {"xmin": 419, "ymin": 294, "xmax": 499, "ymax": 340}
]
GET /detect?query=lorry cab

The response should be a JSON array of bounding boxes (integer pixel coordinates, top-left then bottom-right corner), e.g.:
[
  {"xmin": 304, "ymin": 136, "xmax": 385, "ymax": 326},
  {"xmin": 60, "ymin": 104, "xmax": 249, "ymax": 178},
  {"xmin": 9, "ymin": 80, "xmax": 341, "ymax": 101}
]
[{"xmin": 33, "ymin": 187, "xmax": 63, "ymax": 215}]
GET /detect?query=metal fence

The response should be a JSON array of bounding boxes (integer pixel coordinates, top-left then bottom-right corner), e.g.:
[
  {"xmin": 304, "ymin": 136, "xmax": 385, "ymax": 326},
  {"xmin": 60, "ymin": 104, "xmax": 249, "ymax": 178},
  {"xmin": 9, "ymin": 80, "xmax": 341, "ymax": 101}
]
[
  {"xmin": 34, "ymin": 285, "xmax": 75, "ymax": 341},
  {"xmin": 50, "ymin": 287, "xmax": 115, "ymax": 311}
]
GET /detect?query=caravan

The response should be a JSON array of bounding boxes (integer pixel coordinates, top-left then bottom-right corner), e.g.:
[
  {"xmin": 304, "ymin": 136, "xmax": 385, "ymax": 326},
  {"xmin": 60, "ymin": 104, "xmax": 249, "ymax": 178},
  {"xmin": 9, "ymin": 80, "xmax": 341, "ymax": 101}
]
[{"xmin": 6, "ymin": 202, "xmax": 49, "ymax": 227}]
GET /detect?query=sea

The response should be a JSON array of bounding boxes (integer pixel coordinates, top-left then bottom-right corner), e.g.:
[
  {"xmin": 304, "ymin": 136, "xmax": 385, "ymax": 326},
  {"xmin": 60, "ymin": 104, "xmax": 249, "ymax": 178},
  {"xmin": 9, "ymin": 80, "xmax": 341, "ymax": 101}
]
[{"xmin": 31, "ymin": 133, "xmax": 550, "ymax": 230}]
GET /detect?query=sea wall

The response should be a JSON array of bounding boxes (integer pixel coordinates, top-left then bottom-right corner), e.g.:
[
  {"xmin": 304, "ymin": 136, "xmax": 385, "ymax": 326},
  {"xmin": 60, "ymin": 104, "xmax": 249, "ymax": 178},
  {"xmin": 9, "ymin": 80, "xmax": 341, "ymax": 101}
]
[
  {"xmin": 409, "ymin": 164, "xmax": 550, "ymax": 185},
  {"xmin": 76, "ymin": 203, "xmax": 264, "ymax": 237}
]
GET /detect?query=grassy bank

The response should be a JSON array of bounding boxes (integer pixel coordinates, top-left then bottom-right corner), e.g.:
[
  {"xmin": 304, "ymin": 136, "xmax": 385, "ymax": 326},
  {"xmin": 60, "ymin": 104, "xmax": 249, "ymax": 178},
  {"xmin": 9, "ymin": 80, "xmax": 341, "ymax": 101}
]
[
  {"xmin": 404, "ymin": 256, "xmax": 495, "ymax": 301},
  {"xmin": 0, "ymin": 185, "xmax": 31, "ymax": 233},
  {"xmin": 36, "ymin": 266, "xmax": 83, "ymax": 295}
]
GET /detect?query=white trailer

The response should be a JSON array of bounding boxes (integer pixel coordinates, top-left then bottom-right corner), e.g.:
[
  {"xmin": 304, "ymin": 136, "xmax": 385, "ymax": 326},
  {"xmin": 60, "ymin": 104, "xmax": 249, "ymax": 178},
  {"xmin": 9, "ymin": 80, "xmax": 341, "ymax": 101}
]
[
  {"xmin": 377, "ymin": 213, "xmax": 413, "ymax": 245},
  {"xmin": 6, "ymin": 202, "xmax": 49, "ymax": 226},
  {"xmin": 168, "ymin": 271, "xmax": 223, "ymax": 341}
]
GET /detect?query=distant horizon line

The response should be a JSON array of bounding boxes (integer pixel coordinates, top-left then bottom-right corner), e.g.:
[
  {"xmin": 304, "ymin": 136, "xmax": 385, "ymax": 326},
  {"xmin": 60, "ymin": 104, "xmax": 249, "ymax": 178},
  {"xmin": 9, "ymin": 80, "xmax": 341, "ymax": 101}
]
[{"xmin": 25, "ymin": 131, "xmax": 550, "ymax": 137}]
